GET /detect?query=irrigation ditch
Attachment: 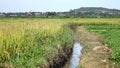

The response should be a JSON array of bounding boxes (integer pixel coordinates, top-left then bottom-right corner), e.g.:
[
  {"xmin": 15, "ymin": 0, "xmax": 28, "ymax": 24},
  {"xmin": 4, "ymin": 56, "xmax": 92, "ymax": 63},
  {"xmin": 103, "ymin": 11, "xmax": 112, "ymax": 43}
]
[
  {"xmin": 39, "ymin": 23, "xmax": 79, "ymax": 68},
  {"xmin": 40, "ymin": 24, "xmax": 118, "ymax": 68}
]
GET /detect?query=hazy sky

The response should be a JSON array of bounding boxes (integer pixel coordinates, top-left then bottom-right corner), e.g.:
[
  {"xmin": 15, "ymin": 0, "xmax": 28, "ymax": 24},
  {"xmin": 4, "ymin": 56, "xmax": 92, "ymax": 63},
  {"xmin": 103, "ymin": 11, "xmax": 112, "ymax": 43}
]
[{"xmin": 0, "ymin": 0, "xmax": 120, "ymax": 12}]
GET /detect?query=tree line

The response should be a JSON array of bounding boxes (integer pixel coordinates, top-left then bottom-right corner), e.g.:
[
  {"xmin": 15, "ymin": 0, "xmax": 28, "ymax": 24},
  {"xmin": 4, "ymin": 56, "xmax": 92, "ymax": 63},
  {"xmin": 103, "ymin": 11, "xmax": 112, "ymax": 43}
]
[{"xmin": 0, "ymin": 7, "xmax": 120, "ymax": 18}]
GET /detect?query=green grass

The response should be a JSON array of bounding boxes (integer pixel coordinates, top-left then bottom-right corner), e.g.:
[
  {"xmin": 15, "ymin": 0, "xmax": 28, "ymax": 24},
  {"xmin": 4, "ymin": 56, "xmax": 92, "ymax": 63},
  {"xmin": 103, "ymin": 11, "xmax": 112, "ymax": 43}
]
[
  {"xmin": 86, "ymin": 25, "xmax": 120, "ymax": 66},
  {"xmin": 0, "ymin": 18, "xmax": 120, "ymax": 67}
]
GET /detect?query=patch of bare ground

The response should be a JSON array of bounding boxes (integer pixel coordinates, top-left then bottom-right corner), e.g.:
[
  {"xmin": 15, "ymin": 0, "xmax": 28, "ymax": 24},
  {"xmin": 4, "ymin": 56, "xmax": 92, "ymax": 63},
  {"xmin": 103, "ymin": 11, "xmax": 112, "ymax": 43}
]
[
  {"xmin": 76, "ymin": 26, "xmax": 118, "ymax": 68},
  {"xmin": 0, "ymin": 63, "xmax": 10, "ymax": 68}
]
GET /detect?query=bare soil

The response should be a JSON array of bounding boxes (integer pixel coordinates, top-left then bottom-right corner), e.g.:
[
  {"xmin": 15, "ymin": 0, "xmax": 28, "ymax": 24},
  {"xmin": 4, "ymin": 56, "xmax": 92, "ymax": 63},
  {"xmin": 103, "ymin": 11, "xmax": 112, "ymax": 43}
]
[{"xmin": 76, "ymin": 26, "xmax": 118, "ymax": 68}]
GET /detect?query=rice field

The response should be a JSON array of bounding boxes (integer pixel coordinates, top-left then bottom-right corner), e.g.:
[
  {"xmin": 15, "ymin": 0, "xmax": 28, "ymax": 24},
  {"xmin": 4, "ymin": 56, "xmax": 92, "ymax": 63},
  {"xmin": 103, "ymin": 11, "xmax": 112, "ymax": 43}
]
[
  {"xmin": 0, "ymin": 18, "xmax": 74, "ymax": 67},
  {"xmin": 0, "ymin": 18, "xmax": 120, "ymax": 67}
]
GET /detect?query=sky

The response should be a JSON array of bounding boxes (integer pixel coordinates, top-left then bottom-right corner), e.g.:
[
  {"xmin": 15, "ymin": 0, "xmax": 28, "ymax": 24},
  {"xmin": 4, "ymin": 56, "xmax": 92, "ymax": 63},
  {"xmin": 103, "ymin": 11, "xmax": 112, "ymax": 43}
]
[{"xmin": 0, "ymin": 0, "xmax": 120, "ymax": 12}]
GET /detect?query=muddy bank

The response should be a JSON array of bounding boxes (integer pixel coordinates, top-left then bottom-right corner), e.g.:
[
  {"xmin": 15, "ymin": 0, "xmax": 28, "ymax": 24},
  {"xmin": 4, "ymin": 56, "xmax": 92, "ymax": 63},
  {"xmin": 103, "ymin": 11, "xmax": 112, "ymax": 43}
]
[
  {"xmin": 76, "ymin": 26, "xmax": 118, "ymax": 68},
  {"xmin": 39, "ymin": 47, "xmax": 73, "ymax": 68}
]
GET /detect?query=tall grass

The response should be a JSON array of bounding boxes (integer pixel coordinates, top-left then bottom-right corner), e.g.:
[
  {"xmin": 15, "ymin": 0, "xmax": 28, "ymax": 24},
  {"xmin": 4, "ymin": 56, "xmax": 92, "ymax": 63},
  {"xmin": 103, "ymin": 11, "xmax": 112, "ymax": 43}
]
[{"xmin": 0, "ymin": 18, "xmax": 74, "ymax": 67}]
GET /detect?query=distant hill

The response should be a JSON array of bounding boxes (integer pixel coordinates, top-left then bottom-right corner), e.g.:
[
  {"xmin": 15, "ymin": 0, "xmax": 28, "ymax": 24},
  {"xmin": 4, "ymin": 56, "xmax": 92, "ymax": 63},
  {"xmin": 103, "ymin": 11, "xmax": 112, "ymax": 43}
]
[
  {"xmin": 68, "ymin": 7, "xmax": 120, "ymax": 18},
  {"xmin": 0, "ymin": 7, "xmax": 120, "ymax": 18},
  {"xmin": 74, "ymin": 7, "xmax": 119, "ymax": 12}
]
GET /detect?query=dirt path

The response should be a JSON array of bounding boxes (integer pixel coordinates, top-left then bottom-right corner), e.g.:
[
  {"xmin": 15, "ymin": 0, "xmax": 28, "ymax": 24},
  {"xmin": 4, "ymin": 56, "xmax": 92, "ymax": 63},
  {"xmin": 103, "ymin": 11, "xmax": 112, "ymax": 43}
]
[{"xmin": 76, "ymin": 26, "xmax": 117, "ymax": 68}]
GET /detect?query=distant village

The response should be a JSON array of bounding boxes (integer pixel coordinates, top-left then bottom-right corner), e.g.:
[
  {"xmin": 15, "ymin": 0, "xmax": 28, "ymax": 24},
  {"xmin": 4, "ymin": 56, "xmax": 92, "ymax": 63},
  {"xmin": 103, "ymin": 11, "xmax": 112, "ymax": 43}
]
[
  {"xmin": 0, "ymin": 12, "xmax": 59, "ymax": 17},
  {"xmin": 0, "ymin": 7, "xmax": 120, "ymax": 18}
]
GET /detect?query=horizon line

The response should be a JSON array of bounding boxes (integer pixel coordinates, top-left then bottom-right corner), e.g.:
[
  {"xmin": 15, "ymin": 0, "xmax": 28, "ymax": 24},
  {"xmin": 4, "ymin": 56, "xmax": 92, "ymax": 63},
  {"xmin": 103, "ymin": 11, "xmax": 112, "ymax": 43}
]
[{"xmin": 0, "ymin": 7, "xmax": 120, "ymax": 13}]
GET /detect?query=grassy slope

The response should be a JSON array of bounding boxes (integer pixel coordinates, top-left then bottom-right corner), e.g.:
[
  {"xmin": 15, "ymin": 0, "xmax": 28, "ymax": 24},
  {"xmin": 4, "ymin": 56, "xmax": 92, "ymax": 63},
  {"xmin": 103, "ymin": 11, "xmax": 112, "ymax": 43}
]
[
  {"xmin": 86, "ymin": 25, "xmax": 120, "ymax": 66},
  {"xmin": 0, "ymin": 18, "xmax": 120, "ymax": 67}
]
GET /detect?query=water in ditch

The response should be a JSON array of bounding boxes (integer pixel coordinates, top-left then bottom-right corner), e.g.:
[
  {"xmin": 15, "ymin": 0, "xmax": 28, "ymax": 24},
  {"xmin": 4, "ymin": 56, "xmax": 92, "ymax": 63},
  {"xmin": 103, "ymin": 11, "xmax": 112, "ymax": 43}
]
[{"xmin": 70, "ymin": 42, "xmax": 83, "ymax": 68}]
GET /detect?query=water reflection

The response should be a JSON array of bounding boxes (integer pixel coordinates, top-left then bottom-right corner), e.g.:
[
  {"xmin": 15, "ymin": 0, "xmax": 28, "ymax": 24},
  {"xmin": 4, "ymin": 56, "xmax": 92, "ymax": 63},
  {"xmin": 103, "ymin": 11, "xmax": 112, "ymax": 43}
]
[{"xmin": 70, "ymin": 42, "xmax": 83, "ymax": 68}]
